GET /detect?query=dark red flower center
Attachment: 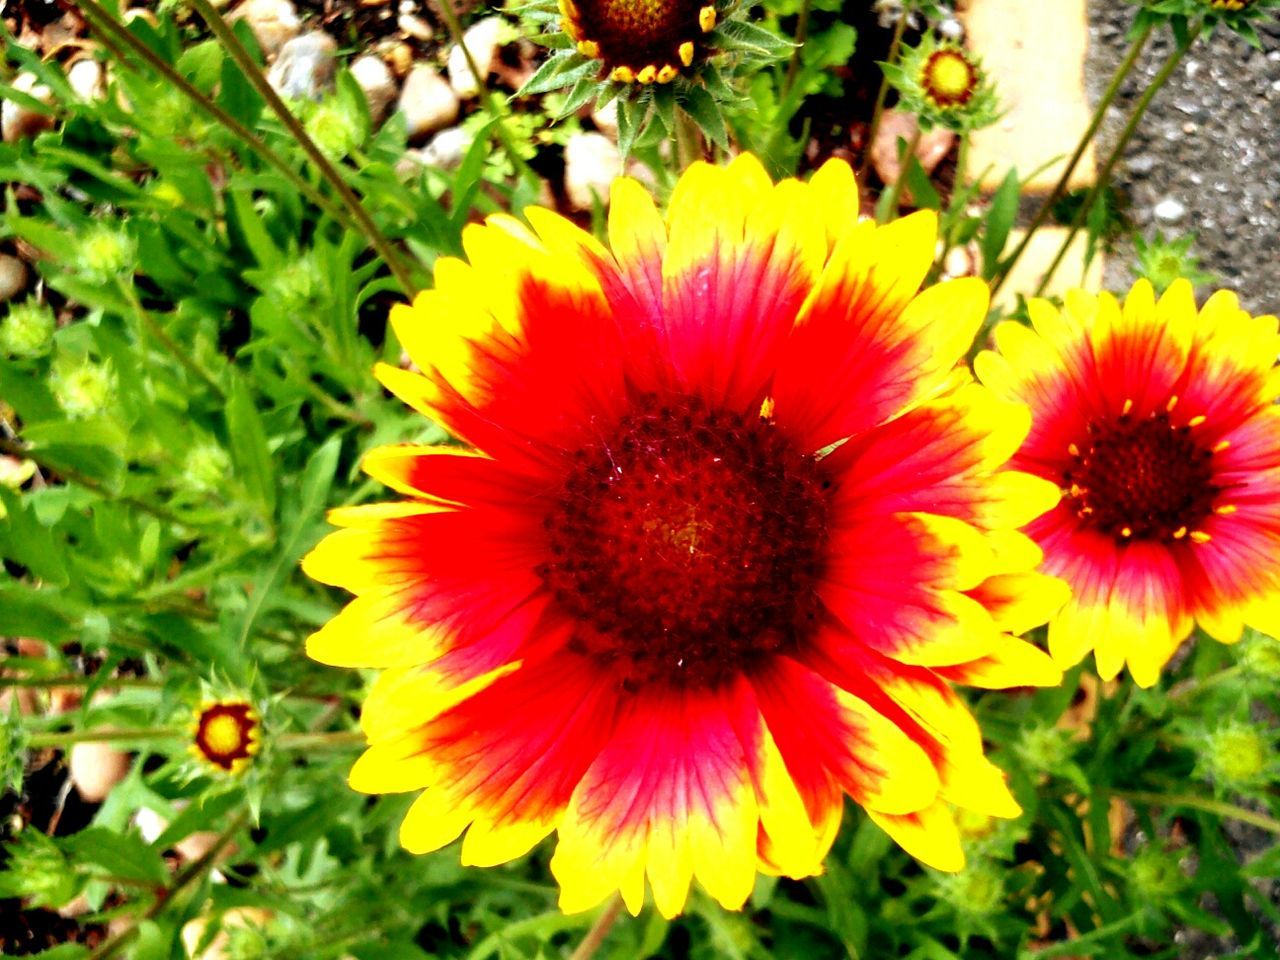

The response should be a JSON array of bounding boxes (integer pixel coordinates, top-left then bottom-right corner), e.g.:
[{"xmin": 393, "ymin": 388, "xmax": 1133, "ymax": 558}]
[
  {"xmin": 921, "ymin": 48, "xmax": 978, "ymax": 108},
  {"xmin": 194, "ymin": 702, "xmax": 259, "ymax": 771},
  {"xmin": 566, "ymin": 0, "xmax": 706, "ymax": 73},
  {"xmin": 541, "ymin": 394, "xmax": 830, "ymax": 690},
  {"xmin": 1063, "ymin": 409, "xmax": 1218, "ymax": 543}
]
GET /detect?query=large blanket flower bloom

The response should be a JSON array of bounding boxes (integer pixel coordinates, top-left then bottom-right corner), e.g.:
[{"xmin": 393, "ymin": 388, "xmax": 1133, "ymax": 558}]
[
  {"xmin": 977, "ymin": 279, "xmax": 1280, "ymax": 687},
  {"xmin": 303, "ymin": 155, "xmax": 1065, "ymax": 918}
]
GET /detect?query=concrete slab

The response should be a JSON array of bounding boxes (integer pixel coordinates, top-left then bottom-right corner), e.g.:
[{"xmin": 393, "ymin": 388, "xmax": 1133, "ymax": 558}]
[
  {"xmin": 995, "ymin": 227, "xmax": 1105, "ymax": 310},
  {"xmin": 958, "ymin": 0, "xmax": 1096, "ymax": 194}
]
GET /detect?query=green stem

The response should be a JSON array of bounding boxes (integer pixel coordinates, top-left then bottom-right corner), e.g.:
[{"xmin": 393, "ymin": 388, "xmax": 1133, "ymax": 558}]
[
  {"xmin": 0, "ymin": 435, "xmax": 194, "ymax": 528},
  {"xmin": 87, "ymin": 811, "xmax": 251, "ymax": 960},
  {"xmin": 1115, "ymin": 789, "xmax": 1280, "ymax": 835},
  {"xmin": 183, "ymin": 0, "xmax": 419, "ymax": 295},
  {"xmin": 0, "ymin": 675, "xmax": 160, "ymax": 689},
  {"xmin": 1167, "ymin": 665, "xmax": 1242, "ymax": 701},
  {"xmin": 72, "ymin": 0, "xmax": 360, "ymax": 236},
  {"xmin": 432, "ymin": 0, "xmax": 537, "ymax": 186},
  {"xmin": 117, "ymin": 278, "xmax": 226, "ymax": 402},
  {"xmin": 675, "ymin": 109, "xmax": 705, "ymax": 171},
  {"xmin": 877, "ymin": 124, "xmax": 921, "ymax": 223},
  {"xmin": 1033, "ymin": 23, "xmax": 1201, "ymax": 298},
  {"xmin": 859, "ymin": 13, "xmax": 908, "ymax": 181},
  {"xmin": 780, "ymin": 0, "xmax": 813, "ymax": 99},
  {"xmin": 567, "ymin": 897, "xmax": 624, "ymax": 960},
  {"xmin": 276, "ymin": 730, "xmax": 366, "ymax": 749},
  {"xmin": 989, "ymin": 22, "xmax": 1154, "ymax": 301},
  {"xmin": 1024, "ymin": 913, "xmax": 1144, "ymax": 958},
  {"xmin": 27, "ymin": 727, "xmax": 183, "ymax": 749}
]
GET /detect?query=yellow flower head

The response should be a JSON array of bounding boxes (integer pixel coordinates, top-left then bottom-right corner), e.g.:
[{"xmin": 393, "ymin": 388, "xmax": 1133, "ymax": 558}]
[
  {"xmin": 559, "ymin": 0, "xmax": 717, "ymax": 83},
  {"xmin": 190, "ymin": 699, "xmax": 261, "ymax": 775}
]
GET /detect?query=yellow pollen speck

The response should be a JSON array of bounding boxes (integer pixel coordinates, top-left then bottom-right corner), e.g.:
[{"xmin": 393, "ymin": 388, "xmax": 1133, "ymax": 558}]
[
  {"xmin": 656, "ymin": 64, "xmax": 678, "ymax": 83},
  {"xmin": 1216, "ymin": 504, "xmax": 1237, "ymax": 514},
  {"xmin": 1069, "ymin": 483, "xmax": 1084, "ymax": 497},
  {"xmin": 1213, "ymin": 440, "xmax": 1231, "ymax": 453},
  {"xmin": 699, "ymin": 5, "xmax": 717, "ymax": 32},
  {"xmin": 1120, "ymin": 526, "xmax": 1133, "ymax": 538},
  {"xmin": 760, "ymin": 397, "xmax": 776, "ymax": 421},
  {"xmin": 611, "ymin": 65, "xmax": 636, "ymax": 82},
  {"xmin": 678, "ymin": 41, "xmax": 695, "ymax": 66},
  {"xmin": 1122, "ymin": 398, "xmax": 1134, "ymax": 416},
  {"xmin": 1080, "ymin": 506, "xmax": 1093, "ymax": 515},
  {"xmin": 1188, "ymin": 415, "xmax": 1207, "ymax": 427},
  {"xmin": 578, "ymin": 39, "xmax": 600, "ymax": 57},
  {"xmin": 1068, "ymin": 443, "xmax": 1081, "ymax": 458},
  {"xmin": 1173, "ymin": 526, "xmax": 1188, "ymax": 539},
  {"xmin": 637, "ymin": 64, "xmax": 657, "ymax": 83},
  {"xmin": 1190, "ymin": 530, "xmax": 1212, "ymax": 543},
  {"xmin": 1166, "ymin": 395, "xmax": 1180, "ymax": 412}
]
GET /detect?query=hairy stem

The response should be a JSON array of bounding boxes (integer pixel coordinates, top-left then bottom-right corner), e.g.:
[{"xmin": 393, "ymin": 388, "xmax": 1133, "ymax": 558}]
[
  {"xmin": 781, "ymin": 0, "xmax": 814, "ymax": 99},
  {"xmin": 567, "ymin": 897, "xmax": 624, "ymax": 960},
  {"xmin": 989, "ymin": 22, "xmax": 1154, "ymax": 301},
  {"xmin": 117, "ymin": 278, "xmax": 225, "ymax": 402},
  {"xmin": 184, "ymin": 0, "xmax": 419, "ymax": 295},
  {"xmin": 73, "ymin": 0, "xmax": 361, "ymax": 236},
  {"xmin": 87, "ymin": 811, "xmax": 251, "ymax": 960},
  {"xmin": 1033, "ymin": 23, "xmax": 1200, "ymax": 298},
  {"xmin": 433, "ymin": 0, "xmax": 537, "ymax": 185},
  {"xmin": 27, "ymin": 727, "xmax": 183, "ymax": 748},
  {"xmin": 860, "ymin": 13, "xmax": 908, "ymax": 181},
  {"xmin": 1116, "ymin": 789, "xmax": 1280, "ymax": 835},
  {"xmin": 877, "ymin": 124, "xmax": 922, "ymax": 223}
]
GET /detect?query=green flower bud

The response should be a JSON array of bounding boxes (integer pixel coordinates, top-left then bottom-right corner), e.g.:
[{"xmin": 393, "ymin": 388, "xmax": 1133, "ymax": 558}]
[
  {"xmin": 1239, "ymin": 631, "xmax": 1280, "ymax": 680},
  {"xmin": 184, "ymin": 441, "xmax": 231, "ymax": 494},
  {"xmin": 304, "ymin": 97, "xmax": 364, "ymax": 160},
  {"xmin": 1015, "ymin": 723, "xmax": 1073, "ymax": 774},
  {"xmin": 51, "ymin": 356, "xmax": 116, "ymax": 418},
  {"xmin": 934, "ymin": 862, "xmax": 1005, "ymax": 916},
  {"xmin": 79, "ymin": 226, "xmax": 137, "ymax": 280},
  {"xmin": 1199, "ymin": 722, "xmax": 1272, "ymax": 790},
  {"xmin": 0, "ymin": 298, "xmax": 56, "ymax": 359},
  {"xmin": 1128, "ymin": 846, "xmax": 1187, "ymax": 900}
]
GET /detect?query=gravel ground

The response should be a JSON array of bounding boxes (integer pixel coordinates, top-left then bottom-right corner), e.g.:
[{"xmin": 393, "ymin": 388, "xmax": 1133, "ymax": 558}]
[{"xmin": 1088, "ymin": 7, "xmax": 1280, "ymax": 314}]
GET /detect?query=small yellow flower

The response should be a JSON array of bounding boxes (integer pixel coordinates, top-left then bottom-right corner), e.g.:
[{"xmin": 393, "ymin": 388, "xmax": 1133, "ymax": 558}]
[
  {"xmin": 921, "ymin": 47, "xmax": 979, "ymax": 109},
  {"xmin": 190, "ymin": 699, "xmax": 261, "ymax": 775}
]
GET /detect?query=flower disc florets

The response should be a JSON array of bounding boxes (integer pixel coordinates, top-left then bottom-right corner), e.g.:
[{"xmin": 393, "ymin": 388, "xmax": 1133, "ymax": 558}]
[
  {"xmin": 190, "ymin": 699, "xmax": 261, "ymax": 775},
  {"xmin": 541, "ymin": 394, "xmax": 829, "ymax": 690},
  {"xmin": 559, "ymin": 0, "xmax": 716, "ymax": 83},
  {"xmin": 921, "ymin": 47, "xmax": 977, "ymax": 108}
]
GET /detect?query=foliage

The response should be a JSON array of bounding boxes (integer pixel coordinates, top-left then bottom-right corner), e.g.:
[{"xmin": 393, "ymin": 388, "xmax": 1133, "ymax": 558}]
[{"xmin": 2, "ymin": 1, "xmax": 1279, "ymax": 958}]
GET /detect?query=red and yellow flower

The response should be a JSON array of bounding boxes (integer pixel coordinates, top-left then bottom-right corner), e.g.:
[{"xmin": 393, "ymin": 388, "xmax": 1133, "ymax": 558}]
[
  {"xmin": 303, "ymin": 155, "xmax": 1065, "ymax": 918},
  {"xmin": 190, "ymin": 699, "xmax": 261, "ymax": 775},
  {"xmin": 976, "ymin": 280, "xmax": 1280, "ymax": 687}
]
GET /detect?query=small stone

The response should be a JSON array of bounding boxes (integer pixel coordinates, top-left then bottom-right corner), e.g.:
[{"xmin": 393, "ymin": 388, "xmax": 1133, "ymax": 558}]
[
  {"xmin": 447, "ymin": 16, "xmax": 507, "ymax": 99},
  {"xmin": 398, "ymin": 13, "xmax": 433, "ymax": 41},
  {"xmin": 266, "ymin": 32, "xmax": 337, "ymax": 100},
  {"xmin": 0, "ymin": 255, "xmax": 28, "ymax": 302},
  {"xmin": 350, "ymin": 55, "xmax": 397, "ymax": 122},
  {"xmin": 591, "ymin": 100, "xmax": 618, "ymax": 138},
  {"xmin": 1127, "ymin": 154, "xmax": 1156, "ymax": 175},
  {"xmin": 2, "ymin": 73, "xmax": 55, "ymax": 142},
  {"xmin": 228, "ymin": 0, "xmax": 301, "ymax": 60},
  {"xmin": 937, "ymin": 17, "xmax": 965, "ymax": 40},
  {"xmin": 869, "ymin": 109, "xmax": 954, "ymax": 202},
  {"xmin": 1154, "ymin": 197, "xmax": 1188, "ymax": 224},
  {"xmin": 67, "ymin": 59, "xmax": 106, "ymax": 100},
  {"xmin": 69, "ymin": 740, "xmax": 131, "ymax": 803},
  {"xmin": 397, "ymin": 64, "xmax": 460, "ymax": 141},
  {"xmin": 421, "ymin": 126, "xmax": 473, "ymax": 170},
  {"xmin": 565, "ymin": 132, "xmax": 623, "ymax": 211},
  {"xmin": 388, "ymin": 42, "xmax": 414, "ymax": 78},
  {"xmin": 943, "ymin": 243, "xmax": 978, "ymax": 279}
]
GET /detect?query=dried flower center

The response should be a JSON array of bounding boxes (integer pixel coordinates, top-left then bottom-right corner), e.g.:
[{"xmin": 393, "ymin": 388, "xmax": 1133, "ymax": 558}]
[
  {"xmin": 1063, "ymin": 408, "xmax": 1218, "ymax": 543},
  {"xmin": 542, "ymin": 395, "xmax": 830, "ymax": 689},
  {"xmin": 194, "ymin": 702, "xmax": 259, "ymax": 771},
  {"xmin": 922, "ymin": 49, "xmax": 977, "ymax": 107},
  {"xmin": 560, "ymin": 0, "xmax": 713, "ymax": 79}
]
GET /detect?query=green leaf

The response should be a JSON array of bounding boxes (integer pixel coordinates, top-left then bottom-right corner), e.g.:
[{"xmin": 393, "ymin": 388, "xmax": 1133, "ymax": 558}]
[
  {"xmin": 225, "ymin": 376, "xmax": 278, "ymax": 519},
  {"xmin": 903, "ymin": 157, "xmax": 941, "ymax": 211},
  {"xmin": 680, "ymin": 86, "xmax": 728, "ymax": 150},
  {"xmin": 983, "ymin": 167, "xmax": 1021, "ymax": 278},
  {"xmin": 61, "ymin": 826, "xmax": 168, "ymax": 887}
]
